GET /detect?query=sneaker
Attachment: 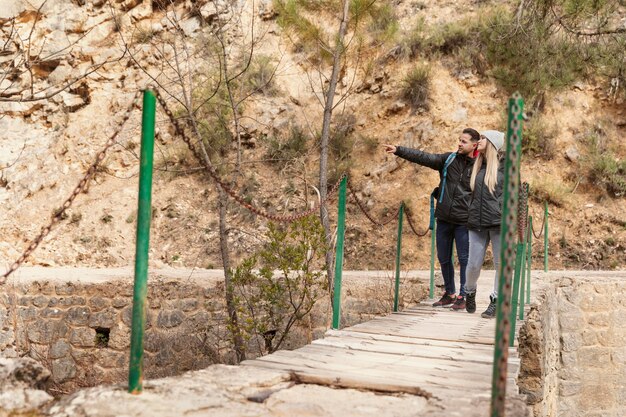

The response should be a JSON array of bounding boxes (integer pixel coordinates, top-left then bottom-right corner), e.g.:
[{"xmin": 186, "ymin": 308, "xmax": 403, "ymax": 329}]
[
  {"xmin": 465, "ymin": 292, "xmax": 476, "ymax": 314},
  {"xmin": 481, "ymin": 295, "xmax": 497, "ymax": 318},
  {"xmin": 432, "ymin": 293, "xmax": 456, "ymax": 307},
  {"xmin": 451, "ymin": 296, "xmax": 466, "ymax": 310}
]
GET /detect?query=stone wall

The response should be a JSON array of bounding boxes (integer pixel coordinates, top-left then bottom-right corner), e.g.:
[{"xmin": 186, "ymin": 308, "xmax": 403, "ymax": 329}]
[
  {"xmin": 0, "ymin": 268, "xmax": 428, "ymax": 394},
  {"xmin": 518, "ymin": 272, "xmax": 626, "ymax": 417}
]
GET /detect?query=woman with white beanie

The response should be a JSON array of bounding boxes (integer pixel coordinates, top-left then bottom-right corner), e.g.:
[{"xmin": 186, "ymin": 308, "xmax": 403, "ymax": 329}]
[{"xmin": 464, "ymin": 130, "xmax": 506, "ymax": 318}]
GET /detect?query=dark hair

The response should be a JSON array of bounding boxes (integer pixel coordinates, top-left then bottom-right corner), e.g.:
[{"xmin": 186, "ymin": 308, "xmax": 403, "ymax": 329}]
[{"xmin": 462, "ymin": 128, "xmax": 480, "ymax": 142}]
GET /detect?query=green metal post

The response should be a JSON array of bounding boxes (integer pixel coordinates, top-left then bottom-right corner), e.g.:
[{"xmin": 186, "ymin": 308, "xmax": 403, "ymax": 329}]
[
  {"xmin": 491, "ymin": 93, "xmax": 523, "ymax": 417},
  {"xmin": 509, "ymin": 242, "xmax": 524, "ymax": 346},
  {"xmin": 543, "ymin": 201, "xmax": 548, "ymax": 272},
  {"xmin": 429, "ymin": 222, "xmax": 436, "ymax": 299},
  {"xmin": 332, "ymin": 176, "xmax": 347, "ymax": 330},
  {"xmin": 128, "ymin": 89, "xmax": 156, "ymax": 394},
  {"xmin": 526, "ymin": 216, "xmax": 532, "ymax": 304},
  {"xmin": 393, "ymin": 202, "xmax": 404, "ymax": 312}
]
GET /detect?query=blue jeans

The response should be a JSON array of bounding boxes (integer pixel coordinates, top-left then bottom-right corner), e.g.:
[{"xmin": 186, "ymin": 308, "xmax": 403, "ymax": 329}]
[{"xmin": 436, "ymin": 219, "xmax": 469, "ymax": 297}]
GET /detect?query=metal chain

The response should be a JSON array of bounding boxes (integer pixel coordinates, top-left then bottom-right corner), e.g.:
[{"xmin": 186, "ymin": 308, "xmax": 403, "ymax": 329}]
[
  {"xmin": 1, "ymin": 91, "xmax": 142, "ymax": 284},
  {"xmin": 404, "ymin": 206, "xmax": 430, "ymax": 237},
  {"xmin": 346, "ymin": 179, "xmax": 399, "ymax": 227},
  {"xmin": 153, "ymin": 89, "xmax": 344, "ymax": 223},
  {"xmin": 493, "ymin": 94, "xmax": 523, "ymax": 415},
  {"xmin": 531, "ymin": 208, "xmax": 546, "ymax": 239},
  {"xmin": 518, "ymin": 182, "xmax": 529, "ymax": 242}
]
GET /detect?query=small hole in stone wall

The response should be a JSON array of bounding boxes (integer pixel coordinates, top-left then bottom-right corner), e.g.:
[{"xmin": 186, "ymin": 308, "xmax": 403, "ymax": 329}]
[{"xmin": 95, "ymin": 328, "xmax": 110, "ymax": 348}]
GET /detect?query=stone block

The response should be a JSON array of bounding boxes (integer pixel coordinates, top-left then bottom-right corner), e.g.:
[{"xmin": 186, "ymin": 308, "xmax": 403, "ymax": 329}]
[
  {"xmin": 55, "ymin": 283, "xmax": 76, "ymax": 295},
  {"xmin": 578, "ymin": 346, "xmax": 611, "ymax": 367},
  {"xmin": 32, "ymin": 295, "xmax": 49, "ymax": 307},
  {"xmin": 561, "ymin": 351, "xmax": 577, "ymax": 368},
  {"xmin": 52, "ymin": 357, "xmax": 77, "ymax": 383},
  {"xmin": 178, "ymin": 298, "xmax": 198, "ymax": 312},
  {"xmin": 66, "ymin": 306, "xmax": 91, "ymax": 326},
  {"xmin": 121, "ymin": 306, "xmax": 153, "ymax": 328},
  {"xmin": 561, "ymin": 333, "xmax": 583, "ymax": 352},
  {"xmin": 581, "ymin": 329, "xmax": 598, "ymax": 346},
  {"xmin": 580, "ymin": 384, "xmax": 615, "ymax": 411},
  {"xmin": 41, "ymin": 307, "xmax": 65, "ymax": 319},
  {"xmin": 587, "ymin": 312, "xmax": 610, "ymax": 327},
  {"xmin": 17, "ymin": 296, "xmax": 31, "ymax": 306},
  {"xmin": 96, "ymin": 349, "xmax": 127, "ymax": 369},
  {"xmin": 69, "ymin": 327, "xmax": 96, "ymax": 348},
  {"xmin": 49, "ymin": 340, "xmax": 70, "ymax": 359},
  {"xmin": 59, "ymin": 296, "xmax": 87, "ymax": 307},
  {"xmin": 27, "ymin": 321, "xmax": 68, "ymax": 344},
  {"xmin": 144, "ymin": 330, "xmax": 163, "ymax": 353},
  {"xmin": 88, "ymin": 296, "xmax": 110, "ymax": 312},
  {"xmin": 88, "ymin": 307, "xmax": 118, "ymax": 329},
  {"xmin": 580, "ymin": 293, "xmax": 608, "ymax": 312},
  {"xmin": 559, "ymin": 380, "xmax": 582, "ymax": 397},
  {"xmin": 107, "ymin": 325, "xmax": 130, "ymax": 350},
  {"xmin": 157, "ymin": 310, "xmax": 185, "ymax": 328},
  {"xmin": 611, "ymin": 347, "xmax": 626, "ymax": 365},
  {"xmin": 111, "ymin": 298, "xmax": 129, "ymax": 308},
  {"xmin": 17, "ymin": 306, "xmax": 38, "ymax": 322},
  {"xmin": 559, "ymin": 312, "xmax": 584, "ymax": 331}
]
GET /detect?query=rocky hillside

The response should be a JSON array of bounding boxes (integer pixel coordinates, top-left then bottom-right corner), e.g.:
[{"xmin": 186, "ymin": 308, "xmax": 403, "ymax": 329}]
[{"xmin": 0, "ymin": 0, "xmax": 624, "ymax": 274}]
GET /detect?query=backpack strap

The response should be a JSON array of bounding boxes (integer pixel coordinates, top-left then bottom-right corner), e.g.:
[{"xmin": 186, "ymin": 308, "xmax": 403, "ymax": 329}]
[{"xmin": 438, "ymin": 152, "xmax": 457, "ymax": 204}]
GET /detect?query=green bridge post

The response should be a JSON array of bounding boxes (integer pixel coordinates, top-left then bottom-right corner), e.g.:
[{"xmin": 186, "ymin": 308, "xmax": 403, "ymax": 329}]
[
  {"xmin": 332, "ymin": 176, "xmax": 347, "ymax": 330},
  {"xmin": 429, "ymin": 222, "xmax": 436, "ymax": 299},
  {"xmin": 491, "ymin": 93, "xmax": 523, "ymax": 417},
  {"xmin": 393, "ymin": 202, "xmax": 404, "ymax": 312},
  {"xmin": 526, "ymin": 216, "xmax": 532, "ymax": 304},
  {"xmin": 543, "ymin": 201, "xmax": 548, "ymax": 272},
  {"xmin": 510, "ymin": 183, "xmax": 528, "ymax": 346},
  {"xmin": 128, "ymin": 89, "xmax": 156, "ymax": 394}
]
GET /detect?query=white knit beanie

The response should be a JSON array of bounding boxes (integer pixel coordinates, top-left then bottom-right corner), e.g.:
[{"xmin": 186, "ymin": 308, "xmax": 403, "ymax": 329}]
[{"xmin": 480, "ymin": 130, "xmax": 505, "ymax": 151}]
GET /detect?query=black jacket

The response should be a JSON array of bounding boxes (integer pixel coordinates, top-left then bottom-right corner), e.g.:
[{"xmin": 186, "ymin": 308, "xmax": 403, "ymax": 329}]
[
  {"xmin": 467, "ymin": 157, "xmax": 505, "ymax": 231},
  {"xmin": 394, "ymin": 146, "xmax": 474, "ymax": 225}
]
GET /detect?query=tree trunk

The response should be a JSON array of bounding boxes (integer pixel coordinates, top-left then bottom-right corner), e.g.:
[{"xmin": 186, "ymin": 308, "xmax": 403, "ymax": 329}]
[
  {"xmin": 218, "ymin": 188, "xmax": 246, "ymax": 362},
  {"xmin": 319, "ymin": 0, "xmax": 351, "ymax": 292}
]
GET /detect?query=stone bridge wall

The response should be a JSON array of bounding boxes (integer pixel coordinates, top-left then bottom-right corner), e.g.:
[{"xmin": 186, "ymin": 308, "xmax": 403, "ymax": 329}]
[
  {"xmin": 518, "ymin": 273, "xmax": 626, "ymax": 417},
  {"xmin": 0, "ymin": 268, "xmax": 428, "ymax": 394}
]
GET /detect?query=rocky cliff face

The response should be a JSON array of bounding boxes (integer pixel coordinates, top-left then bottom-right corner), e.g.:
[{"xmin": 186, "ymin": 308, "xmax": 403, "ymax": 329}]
[{"xmin": 1, "ymin": 0, "xmax": 624, "ymax": 272}]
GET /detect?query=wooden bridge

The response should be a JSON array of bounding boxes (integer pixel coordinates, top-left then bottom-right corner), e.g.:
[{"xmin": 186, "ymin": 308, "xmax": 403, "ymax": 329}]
[{"xmin": 243, "ymin": 273, "xmax": 527, "ymax": 416}]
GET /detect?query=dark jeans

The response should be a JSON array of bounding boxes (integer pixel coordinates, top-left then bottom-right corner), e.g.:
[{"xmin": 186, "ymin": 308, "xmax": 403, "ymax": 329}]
[{"xmin": 436, "ymin": 219, "xmax": 469, "ymax": 297}]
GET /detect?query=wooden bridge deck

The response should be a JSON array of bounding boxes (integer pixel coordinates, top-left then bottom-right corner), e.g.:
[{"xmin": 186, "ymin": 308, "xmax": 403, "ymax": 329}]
[{"xmin": 243, "ymin": 276, "xmax": 525, "ymax": 415}]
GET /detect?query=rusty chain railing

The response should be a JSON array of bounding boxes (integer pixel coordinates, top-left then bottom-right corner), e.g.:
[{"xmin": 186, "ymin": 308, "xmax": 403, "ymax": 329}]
[{"xmin": 0, "ymin": 91, "xmax": 143, "ymax": 284}]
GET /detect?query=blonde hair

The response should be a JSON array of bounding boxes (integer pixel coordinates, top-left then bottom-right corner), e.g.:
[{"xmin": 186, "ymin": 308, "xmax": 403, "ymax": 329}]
[{"xmin": 470, "ymin": 141, "xmax": 500, "ymax": 195}]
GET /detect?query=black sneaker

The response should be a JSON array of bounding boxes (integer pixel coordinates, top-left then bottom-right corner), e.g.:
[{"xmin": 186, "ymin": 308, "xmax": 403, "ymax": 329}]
[
  {"xmin": 465, "ymin": 292, "xmax": 476, "ymax": 313},
  {"xmin": 432, "ymin": 293, "xmax": 455, "ymax": 307},
  {"xmin": 451, "ymin": 296, "xmax": 466, "ymax": 311},
  {"xmin": 481, "ymin": 295, "xmax": 497, "ymax": 318}
]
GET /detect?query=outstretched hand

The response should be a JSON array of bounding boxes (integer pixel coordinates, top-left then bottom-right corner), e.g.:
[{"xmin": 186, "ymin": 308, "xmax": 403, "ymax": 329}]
[{"xmin": 382, "ymin": 144, "xmax": 397, "ymax": 154}]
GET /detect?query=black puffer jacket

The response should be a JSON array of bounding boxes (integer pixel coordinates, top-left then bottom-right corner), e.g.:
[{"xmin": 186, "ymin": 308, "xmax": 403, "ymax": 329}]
[
  {"xmin": 394, "ymin": 146, "xmax": 474, "ymax": 225},
  {"xmin": 467, "ymin": 157, "xmax": 505, "ymax": 231}
]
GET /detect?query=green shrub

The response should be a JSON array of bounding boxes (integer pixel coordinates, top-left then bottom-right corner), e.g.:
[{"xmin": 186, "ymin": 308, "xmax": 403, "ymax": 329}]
[
  {"xmin": 231, "ymin": 215, "xmax": 328, "ymax": 354},
  {"xmin": 581, "ymin": 131, "xmax": 626, "ymax": 197},
  {"xmin": 522, "ymin": 116, "xmax": 558, "ymax": 159},
  {"xmin": 530, "ymin": 178, "xmax": 571, "ymax": 207},
  {"xmin": 246, "ymin": 55, "xmax": 279, "ymax": 96},
  {"xmin": 265, "ymin": 125, "xmax": 310, "ymax": 168},
  {"xmin": 401, "ymin": 63, "xmax": 431, "ymax": 110}
]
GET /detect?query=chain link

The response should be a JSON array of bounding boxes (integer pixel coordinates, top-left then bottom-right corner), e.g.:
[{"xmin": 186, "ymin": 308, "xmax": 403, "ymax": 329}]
[
  {"xmin": 1, "ymin": 91, "xmax": 142, "ymax": 284},
  {"xmin": 346, "ymin": 179, "xmax": 399, "ymax": 227},
  {"xmin": 404, "ymin": 206, "xmax": 430, "ymax": 237},
  {"xmin": 518, "ymin": 182, "xmax": 529, "ymax": 242},
  {"xmin": 493, "ymin": 94, "xmax": 523, "ymax": 412},
  {"xmin": 531, "ymin": 208, "xmax": 546, "ymax": 239},
  {"xmin": 153, "ymin": 89, "xmax": 344, "ymax": 223}
]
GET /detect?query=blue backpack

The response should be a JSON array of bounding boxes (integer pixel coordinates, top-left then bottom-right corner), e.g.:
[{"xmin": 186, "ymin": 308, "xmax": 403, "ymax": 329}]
[{"xmin": 429, "ymin": 152, "xmax": 457, "ymax": 230}]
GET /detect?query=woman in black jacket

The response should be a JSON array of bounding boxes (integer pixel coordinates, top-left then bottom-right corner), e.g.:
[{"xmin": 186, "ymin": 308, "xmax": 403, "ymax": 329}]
[{"xmin": 464, "ymin": 130, "xmax": 505, "ymax": 318}]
